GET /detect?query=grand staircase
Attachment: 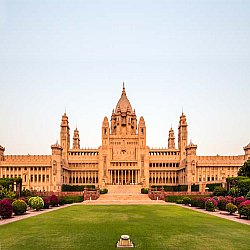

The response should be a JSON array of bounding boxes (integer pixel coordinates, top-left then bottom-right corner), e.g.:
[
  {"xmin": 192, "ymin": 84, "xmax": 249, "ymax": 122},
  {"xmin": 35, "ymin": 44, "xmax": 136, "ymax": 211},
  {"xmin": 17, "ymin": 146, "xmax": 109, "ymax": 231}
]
[{"xmin": 83, "ymin": 185, "xmax": 166, "ymax": 205}]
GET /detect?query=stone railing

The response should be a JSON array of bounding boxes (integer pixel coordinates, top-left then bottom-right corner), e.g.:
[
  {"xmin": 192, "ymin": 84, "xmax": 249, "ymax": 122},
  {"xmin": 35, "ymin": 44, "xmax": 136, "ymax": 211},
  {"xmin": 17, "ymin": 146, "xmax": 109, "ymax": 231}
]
[
  {"xmin": 164, "ymin": 191, "xmax": 212, "ymax": 196},
  {"xmin": 31, "ymin": 191, "xmax": 84, "ymax": 196},
  {"xmin": 83, "ymin": 188, "xmax": 100, "ymax": 201},
  {"xmin": 148, "ymin": 187, "xmax": 165, "ymax": 200}
]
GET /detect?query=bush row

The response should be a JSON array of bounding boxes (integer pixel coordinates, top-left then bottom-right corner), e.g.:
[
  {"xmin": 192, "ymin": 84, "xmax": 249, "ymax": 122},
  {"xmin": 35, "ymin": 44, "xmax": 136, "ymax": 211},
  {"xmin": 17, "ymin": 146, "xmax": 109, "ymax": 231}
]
[
  {"xmin": 0, "ymin": 194, "xmax": 84, "ymax": 219},
  {"xmin": 178, "ymin": 195, "xmax": 250, "ymax": 219}
]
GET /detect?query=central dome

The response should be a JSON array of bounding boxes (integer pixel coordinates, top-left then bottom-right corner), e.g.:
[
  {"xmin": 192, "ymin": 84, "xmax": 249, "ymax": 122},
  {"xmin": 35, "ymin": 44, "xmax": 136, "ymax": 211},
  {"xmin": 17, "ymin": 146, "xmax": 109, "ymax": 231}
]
[{"xmin": 115, "ymin": 83, "xmax": 132, "ymax": 114}]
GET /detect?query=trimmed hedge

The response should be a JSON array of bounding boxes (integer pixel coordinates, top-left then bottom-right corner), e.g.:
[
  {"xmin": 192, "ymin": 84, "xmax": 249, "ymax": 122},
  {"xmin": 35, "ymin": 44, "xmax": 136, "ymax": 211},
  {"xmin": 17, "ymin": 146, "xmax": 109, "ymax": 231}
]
[
  {"xmin": 62, "ymin": 185, "xmax": 96, "ymax": 192},
  {"xmin": 237, "ymin": 179, "xmax": 250, "ymax": 196},
  {"xmin": 191, "ymin": 184, "xmax": 199, "ymax": 192},
  {"xmin": 64, "ymin": 195, "xmax": 84, "ymax": 204},
  {"xmin": 165, "ymin": 195, "xmax": 211, "ymax": 203},
  {"xmin": 206, "ymin": 183, "xmax": 222, "ymax": 192},
  {"xmin": 152, "ymin": 185, "xmax": 188, "ymax": 192}
]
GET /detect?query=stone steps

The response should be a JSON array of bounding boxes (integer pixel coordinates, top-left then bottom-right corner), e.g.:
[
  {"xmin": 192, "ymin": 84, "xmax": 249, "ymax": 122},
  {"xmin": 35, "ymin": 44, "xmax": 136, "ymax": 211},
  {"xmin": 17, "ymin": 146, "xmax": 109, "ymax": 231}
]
[
  {"xmin": 98, "ymin": 193, "xmax": 150, "ymax": 201},
  {"xmin": 83, "ymin": 192, "xmax": 166, "ymax": 205},
  {"xmin": 105, "ymin": 185, "xmax": 142, "ymax": 194}
]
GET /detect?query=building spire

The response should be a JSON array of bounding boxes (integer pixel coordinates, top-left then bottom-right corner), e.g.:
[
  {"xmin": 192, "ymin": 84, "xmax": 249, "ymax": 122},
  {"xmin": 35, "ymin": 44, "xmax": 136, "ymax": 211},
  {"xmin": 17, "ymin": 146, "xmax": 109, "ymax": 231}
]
[{"xmin": 122, "ymin": 82, "xmax": 126, "ymax": 95}]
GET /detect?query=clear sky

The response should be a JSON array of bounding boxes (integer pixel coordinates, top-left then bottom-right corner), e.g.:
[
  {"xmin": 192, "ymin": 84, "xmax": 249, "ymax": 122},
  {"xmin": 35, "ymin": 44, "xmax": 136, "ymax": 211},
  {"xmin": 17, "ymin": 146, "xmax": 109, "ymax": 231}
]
[{"xmin": 0, "ymin": 0, "xmax": 249, "ymax": 156}]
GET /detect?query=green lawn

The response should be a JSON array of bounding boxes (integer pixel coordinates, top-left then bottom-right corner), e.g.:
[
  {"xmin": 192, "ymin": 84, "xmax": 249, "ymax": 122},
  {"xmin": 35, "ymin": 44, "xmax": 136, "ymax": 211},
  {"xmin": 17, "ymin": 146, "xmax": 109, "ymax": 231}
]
[{"xmin": 0, "ymin": 205, "xmax": 249, "ymax": 250}]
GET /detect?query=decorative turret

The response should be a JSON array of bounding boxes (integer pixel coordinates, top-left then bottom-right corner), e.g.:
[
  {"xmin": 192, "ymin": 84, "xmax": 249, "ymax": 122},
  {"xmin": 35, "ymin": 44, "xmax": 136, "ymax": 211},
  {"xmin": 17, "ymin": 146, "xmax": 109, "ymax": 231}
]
[
  {"xmin": 138, "ymin": 116, "xmax": 146, "ymax": 147},
  {"xmin": 102, "ymin": 117, "xmax": 110, "ymax": 146},
  {"xmin": 168, "ymin": 127, "xmax": 175, "ymax": 149},
  {"xmin": 73, "ymin": 127, "xmax": 80, "ymax": 149},
  {"xmin": 51, "ymin": 141, "xmax": 63, "ymax": 155},
  {"xmin": 0, "ymin": 145, "xmax": 5, "ymax": 161},
  {"xmin": 244, "ymin": 143, "xmax": 250, "ymax": 159},
  {"xmin": 185, "ymin": 141, "xmax": 197, "ymax": 190},
  {"xmin": 111, "ymin": 83, "xmax": 137, "ymax": 135},
  {"xmin": 60, "ymin": 112, "xmax": 70, "ymax": 161},
  {"xmin": 51, "ymin": 141, "xmax": 63, "ymax": 191},
  {"xmin": 178, "ymin": 112, "xmax": 188, "ymax": 160}
]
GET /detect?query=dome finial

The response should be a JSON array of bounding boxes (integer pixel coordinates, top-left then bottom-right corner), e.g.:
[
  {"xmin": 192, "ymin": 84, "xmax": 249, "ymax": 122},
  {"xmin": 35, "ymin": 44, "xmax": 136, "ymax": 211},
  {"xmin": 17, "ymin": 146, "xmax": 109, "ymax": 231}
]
[{"xmin": 122, "ymin": 82, "xmax": 126, "ymax": 94}]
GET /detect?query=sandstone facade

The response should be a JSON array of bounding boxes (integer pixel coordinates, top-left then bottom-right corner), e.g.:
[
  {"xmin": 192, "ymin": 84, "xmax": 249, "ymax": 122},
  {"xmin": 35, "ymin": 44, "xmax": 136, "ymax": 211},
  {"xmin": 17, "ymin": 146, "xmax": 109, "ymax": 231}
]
[{"xmin": 0, "ymin": 84, "xmax": 249, "ymax": 192}]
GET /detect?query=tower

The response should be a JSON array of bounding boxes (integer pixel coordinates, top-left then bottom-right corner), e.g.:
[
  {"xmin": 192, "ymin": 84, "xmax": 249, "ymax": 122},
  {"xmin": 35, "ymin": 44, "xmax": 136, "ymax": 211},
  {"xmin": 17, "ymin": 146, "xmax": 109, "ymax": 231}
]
[
  {"xmin": 0, "ymin": 145, "xmax": 5, "ymax": 161},
  {"xmin": 60, "ymin": 113, "xmax": 70, "ymax": 160},
  {"xmin": 138, "ymin": 116, "xmax": 146, "ymax": 147},
  {"xmin": 168, "ymin": 127, "xmax": 175, "ymax": 149},
  {"xmin": 185, "ymin": 141, "xmax": 197, "ymax": 190},
  {"xmin": 244, "ymin": 143, "xmax": 250, "ymax": 160},
  {"xmin": 102, "ymin": 116, "xmax": 110, "ymax": 146},
  {"xmin": 73, "ymin": 127, "xmax": 80, "ymax": 149},
  {"xmin": 110, "ymin": 83, "xmax": 137, "ymax": 136},
  {"xmin": 51, "ymin": 141, "xmax": 63, "ymax": 191},
  {"xmin": 178, "ymin": 112, "xmax": 188, "ymax": 160}
]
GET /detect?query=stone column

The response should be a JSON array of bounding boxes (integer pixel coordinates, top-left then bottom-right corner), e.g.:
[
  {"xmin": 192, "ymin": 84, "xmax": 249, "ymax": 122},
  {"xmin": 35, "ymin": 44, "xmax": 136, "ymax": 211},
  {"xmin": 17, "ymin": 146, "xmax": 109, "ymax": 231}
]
[
  {"xmin": 132, "ymin": 170, "xmax": 134, "ymax": 184},
  {"xmin": 125, "ymin": 170, "xmax": 127, "ymax": 184}
]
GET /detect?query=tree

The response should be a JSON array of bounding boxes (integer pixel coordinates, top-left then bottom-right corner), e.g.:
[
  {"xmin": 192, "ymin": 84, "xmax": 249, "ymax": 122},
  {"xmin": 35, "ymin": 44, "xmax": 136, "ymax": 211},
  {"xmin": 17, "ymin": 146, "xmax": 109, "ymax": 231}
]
[{"xmin": 238, "ymin": 158, "xmax": 250, "ymax": 178}]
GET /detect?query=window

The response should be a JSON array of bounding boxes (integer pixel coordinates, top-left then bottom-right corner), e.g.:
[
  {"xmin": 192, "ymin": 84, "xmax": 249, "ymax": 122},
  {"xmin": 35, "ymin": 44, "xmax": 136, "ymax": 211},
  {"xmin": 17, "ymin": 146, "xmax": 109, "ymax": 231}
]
[
  {"xmin": 31, "ymin": 167, "xmax": 33, "ymax": 170},
  {"xmin": 46, "ymin": 175, "xmax": 49, "ymax": 182},
  {"xmin": 31, "ymin": 175, "xmax": 33, "ymax": 182},
  {"xmin": 141, "ymin": 128, "xmax": 144, "ymax": 135},
  {"xmin": 25, "ymin": 167, "xmax": 27, "ymax": 170},
  {"xmin": 35, "ymin": 167, "xmax": 37, "ymax": 170}
]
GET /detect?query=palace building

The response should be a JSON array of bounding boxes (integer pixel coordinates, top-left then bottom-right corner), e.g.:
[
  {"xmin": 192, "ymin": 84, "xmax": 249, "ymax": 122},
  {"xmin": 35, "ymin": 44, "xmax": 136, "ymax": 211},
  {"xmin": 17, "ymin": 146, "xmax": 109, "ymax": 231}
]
[{"xmin": 0, "ymin": 83, "xmax": 250, "ymax": 192}]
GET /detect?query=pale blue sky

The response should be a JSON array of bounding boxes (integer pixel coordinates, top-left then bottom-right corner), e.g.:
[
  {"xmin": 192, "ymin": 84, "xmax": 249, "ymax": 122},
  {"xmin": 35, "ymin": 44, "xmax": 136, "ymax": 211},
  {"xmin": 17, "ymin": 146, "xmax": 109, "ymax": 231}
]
[{"xmin": 0, "ymin": 0, "xmax": 249, "ymax": 156}]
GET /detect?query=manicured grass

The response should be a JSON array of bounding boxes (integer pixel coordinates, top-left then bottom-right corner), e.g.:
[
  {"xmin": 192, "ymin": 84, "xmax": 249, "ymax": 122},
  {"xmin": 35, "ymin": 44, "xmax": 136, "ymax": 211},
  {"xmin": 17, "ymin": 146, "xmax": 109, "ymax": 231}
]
[{"xmin": 0, "ymin": 205, "xmax": 249, "ymax": 249}]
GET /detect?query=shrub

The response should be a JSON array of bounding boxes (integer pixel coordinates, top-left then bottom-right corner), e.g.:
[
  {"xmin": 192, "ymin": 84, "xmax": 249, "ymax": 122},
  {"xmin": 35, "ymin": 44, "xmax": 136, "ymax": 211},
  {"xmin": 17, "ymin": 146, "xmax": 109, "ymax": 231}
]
[
  {"xmin": 191, "ymin": 184, "xmax": 199, "ymax": 192},
  {"xmin": 100, "ymin": 188, "xmax": 109, "ymax": 194},
  {"xmin": 141, "ymin": 188, "xmax": 148, "ymax": 194},
  {"xmin": 28, "ymin": 197, "xmax": 35, "ymax": 207},
  {"xmin": 205, "ymin": 198, "xmax": 217, "ymax": 212},
  {"xmin": 238, "ymin": 200, "xmax": 250, "ymax": 219},
  {"xmin": 237, "ymin": 179, "xmax": 250, "ymax": 196},
  {"xmin": 2, "ymin": 197, "xmax": 14, "ymax": 204},
  {"xmin": 176, "ymin": 200, "xmax": 183, "ymax": 204},
  {"xmin": 0, "ymin": 200, "xmax": 13, "ymax": 218},
  {"xmin": 62, "ymin": 184, "xmax": 95, "ymax": 192},
  {"xmin": 228, "ymin": 187, "xmax": 241, "ymax": 198},
  {"xmin": 49, "ymin": 195, "xmax": 59, "ymax": 207},
  {"xmin": 12, "ymin": 200, "xmax": 27, "ymax": 215},
  {"xmin": 152, "ymin": 185, "xmax": 188, "ymax": 192},
  {"xmin": 64, "ymin": 195, "xmax": 83, "ymax": 204},
  {"xmin": 206, "ymin": 183, "xmax": 222, "ymax": 192},
  {"xmin": 191, "ymin": 197, "xmax": 198, "ymax": 207},
  {"xmin": 20, "ymin": 196, "xmax": 28, "ymax": 204},
  {"xmin": 182, "ymin": 197, "xmax": 191, "ymax": 205},
  {"xmin": 225, "ymin": 196, "xmax": 234, "ymax": 204},
  {"xmin": 235, "ymin": 197, "xmax": 246, "ymax": 207},
  {"xmin": 197, "ymin": 197, "xmax": 206, "ymax": 209},
  {"xmin": 226, "ymin": 203, "xmax": 237, "ymax": 215},
  {"xmin": 21, "ymin": 188, "xmax": 31, "ymax": 197},
  {"xmin": 64, "ymin": 196, "xmax": 74, "ymax": 204},
  {"xmin": 245, "ymin": 191, "xmax": 250, "ymax": 201},
  {"xmin": 213, "ymin": 186, "xmax": 227, "ymax": 196},
  {"xmin": 42, "ymin": 197, "xmax": 50, "ymax": 209},
  {"xmin": 217, "ymin": 197, "xmax": 230, "ymax": 211},
  {"xmin": 58, "ymin": 196, "xmax": 65, "ymax": 206},
  {"xmin": 165, "ymin": 195, "xmax": 211, "ymax": 203},
  {"xmin": 30, "ymin": 197, "xmax": 44, "ymax": 211},
  {"xmin": 212, "ymin": 196, "xmax": 219, "ymax": 201}
]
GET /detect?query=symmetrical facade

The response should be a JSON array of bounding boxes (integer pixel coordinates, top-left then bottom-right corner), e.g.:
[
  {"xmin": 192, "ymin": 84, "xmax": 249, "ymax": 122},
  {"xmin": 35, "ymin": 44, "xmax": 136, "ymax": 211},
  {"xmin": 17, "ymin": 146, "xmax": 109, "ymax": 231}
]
[{"xmin": 1, "ymin": 84, "xmax": 250, "ymax": 192}]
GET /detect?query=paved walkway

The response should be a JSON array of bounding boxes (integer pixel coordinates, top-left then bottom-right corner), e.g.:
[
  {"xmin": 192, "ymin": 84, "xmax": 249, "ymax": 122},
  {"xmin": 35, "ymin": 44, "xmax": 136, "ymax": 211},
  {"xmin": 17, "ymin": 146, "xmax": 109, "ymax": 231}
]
[{"xmin": 176, "ymin": 204, "xmax": 250, "ymax": 226}]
